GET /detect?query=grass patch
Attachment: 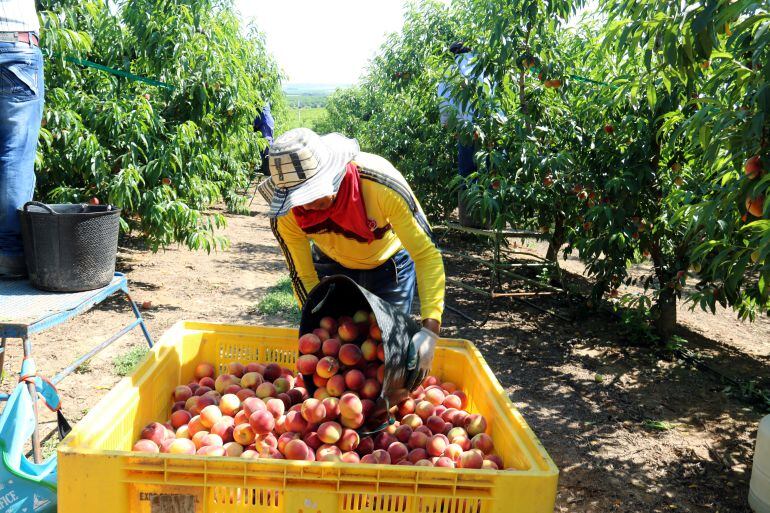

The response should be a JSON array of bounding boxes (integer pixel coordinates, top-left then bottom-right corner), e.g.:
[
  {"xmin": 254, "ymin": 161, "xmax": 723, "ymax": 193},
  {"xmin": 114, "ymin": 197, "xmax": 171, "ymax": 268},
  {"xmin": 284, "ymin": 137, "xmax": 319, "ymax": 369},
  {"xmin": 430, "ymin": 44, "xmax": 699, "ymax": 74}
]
[
  {"xmin": 113, "ymin": 346, "xmax": 149, "ymax": 377},
  {"xmin": 74, "ymin": 359, "xmax": 92, "ymax": 374},
  {"xmin": 251, "ymin": 276, "xmax": 300, "ymax": 322},
  {"xmin": 41, "ymin": 436, "xmax": 59, "ymax": 460},
  {"xmin": 642, "ymin": 419, "xmax": 680, "ymax": 431}
]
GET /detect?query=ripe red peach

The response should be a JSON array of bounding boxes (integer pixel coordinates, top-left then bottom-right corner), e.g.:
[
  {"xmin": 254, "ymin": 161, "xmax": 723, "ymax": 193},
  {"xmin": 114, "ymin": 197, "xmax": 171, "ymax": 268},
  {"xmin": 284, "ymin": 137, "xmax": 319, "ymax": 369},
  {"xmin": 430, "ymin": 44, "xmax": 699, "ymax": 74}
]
[
  {"xmin": 326, "ymin": 375, "xmax": 346, "ymax": 397},
  {"xmin": 371, "ymin": 449, "xmax": 391, "ymax": 465},
  {"xmin": 465, "ymin": 414, "xmax": 487, "ymax": 436},
  {"xmin": 360, "ymin": 379, "xmax": 381, "ymax": 400},
  {"xmin": 277, "ymin": 393, "xmax": 292, "ymax": 410},
  {"xmin": 284, "ymin": 439, "xmax": 310, "ymax": 460},
  {"xmin": 397, "ymin": 398, "xmax": 415, "ymax": 417},
  {"xmin": 317, "ymin": 421, "xmax": 342, "ymax": 444},
  {"xmin": 453, "ymin": 410, "xmax": 470, "ymax": 428},
  {"xmin": 485, "ymin": 454, "xmax": 504, "ymax": 468},
  {"xmin": 170, "ymin": 410, "xmax": 192, "ymax": 429},
  {"xmin": 426, "ymin": 416, "xmax": 445, "ymax": 434},
  {"xmin": 339, "ymin": 344, "xmax": 363, "ymax": 366},
  {"xmin": 133, "ymin": 439, "xmax": 160, "ymax": 453},
  {"xmin": 415, "ymin": 401, "xmax": 435, "ymax": 420},
  {"xmin": 278, "ymin": 432, "xmax": 300, "ymax": 453},
  {"xmin": 265, "ymin": 398, "xmax": 285, "ymax": 419},
  {"xmin": 452, "ymin": 391, "xmax": 468, "ymax": 409},
  {"xmin": 194, "ymin": 362, "xmax": 215, "ymax": 380},
  {"xmin": 426, "ymin": 435, "xmax": 449, "ymax": 457},
  {"xmin": 442, "ymin": 382, "xmax": 457, "ymax": 393},
  {"xmin": 223, "ymin": 442, "xmax": 243, "ymax": 457},
  {"xmin": 482, "ymin": 459, "xmax": 498, "ymax": 470},
  {"xmin": 422, "ymin": 376, "xmax": 439, "ymax": 387},
  {"xmin": 194, "ymin": 386, "xmax": 212, "ymax": 397},
  {"xmin": 340, "ymin": 412, "xmax": 364, "ymax": 429},
  {"xmin": 298, "ymin": 333, "xmax": 322, "ymax": 355},
  {"xmin": 339, "ymin": 393, "xmax": 363, "ymax": 417},
  {"xmin": 249, "ymin": 410, "xmax": 275, "ymax": 435},
  {"xmin": 141, "ymin": 422, "xmax": 167, "ymax": 446},
  {"xmin": 341, "ymin": 451, "xmax": 360, "ymax": 463},
  {"xmin": 263, "ymin": 363, "xmax": 282, "ymax": 382},
  {"xmin": 395, "ymin": 424, "xmax": 413, "ymax": 443},
  {"xmin": 223, "ymin": 384, "xmax": 241, "ymax": 395},
  {"xmin": 442, "ymin": 394, "xmax": 462, "ymax": 409},
  {"xmin": 187, "ymin": 415, "xmax": 207, "ymax": 436},
  {"xmin": 447, "ymin": 427, "xmax": 466, "ymax": 441},
  {"xmin": 312, "ymin": 374, "xmax": 328, "ymax": 389},
  {"xmin": 200, "ymin": 405, "xmax": 223, "ymax": 429},
  {"xmin": 241, "ymin": 397, "xmax": 266, "ymax": 416},
  {"xmin": 321, "ymin": 338, "xmax": 341, "ymax": 357},
  {"xmin": 313, "ymin": 387, "xmax": 330, "ymax": 400},
  {"xmin": 213, "ymin": 375, "xmax": 238, "ymax": 394},
  {"xmin": 471, "ymin": 433, "xmax": 494, "ymax": 454},
  {"xmin": 361, "ymin": 399, "xmax": 376, "ymax": 418},
  {"xmin": 175, "ymin": 424, "xmax": 191, "ymax": 439},
  {"xmin": 408, "ymin": 448, "xmax": 427, "ymax": 463},
  {"xmin": 233, "ymin": 423, "xmax": 255, "ymax": 445},
  {"xmin": 344, "ymin": 369, "xmax": 365, "ymax": 391},
  {"xmin": 285, "ymin": 410, "xmax": 307, "ymax": 432},
  {"xmin": 302, "ymin": 431, "xmax": 323, "ymax": 451},
  {"xmin": 415, "ymin": 425, "xmax": 432, "ymax": 436},
  {"xmin": 211, "ymin": 419, "xmax": 235, "ymax": 443},
  {"xmin": 319, "ymin": 316, "xmax": 337, "ymax": 335},
  {"xmin": 453, "ymin": 435, "xmax": 471, "ymax": 451},
  {"xmin": 173, "ymin": 385, "xmax": 193, "ymax": 403},
  {"xmin": 301, "ymin": 398, "xmax": 327, "ymax": 424},
  {"xmin": 245, "ymin": 362, "xmax": 264, "ymax": 374},
  {"xmin": 425, "ymin": 388, "xmax": 445, "ymax": 406},
  {"xmin": 376, "ymin": 343, "xmax": 385, "ymax": 361},
  {"xmin": 357, "ymin": 436, "xmax": 374, "ymax": 455},
  {"xmin": 364, "ymin": 363, "xmax": 378, "ymax": 380},
  {"xmin": 369, "ymin": 323, "xmax": 382, "ymax": 342},
  {"xmin": 312, "ymin": 328, "xmax": 330, "ymax": 342},
  {"xmin": 361, "ymin": 339, "xmax": 378, "ymax": 361},
  {"xmin": 322, "ymin": 397, "xmax": 340, "ymax": 421},
  {"xmin": 197, "ymin": 445, "xmax": 226, "ymax": 456},
  {"xmin": 317, "ymin": 444, "xmax": 342, "ymax": 460},
  {"xmin": 443, "ymin": 443, "xmax": 463, "ymax": 463},
  {"xmin": 201, "ymin": 433, "xmax": 224, "ymax": 447},
  {"xmin": 228, "ymin": 362, "xmax": 245, "ymax": 378},
  {"xmin": 401, "ymin": 414, "xmax": 423, "ymax": 429},
  {"xmin": 241, "ymin": 372, "xmax": 264, "ymax": 390},
  {"xmin": 459, "ymin": 450, "xmax": 484, "ymax": 469},
  {"xmin": 375, "ymin": 432, "xmax": 397, "ymax": 451},
  {"xmin": 316, "ymin": 357, "xmax": 340, "ymax": 379},
  {"xmin": 415, "ymin": 459, "xmax": 433, "ymax": 467},
  {"xmin": 192, "ymin": 431, "xmax": 210, "ymax": 450},
  {"xmin": 286, "ymin": 388, "xmax": 304, "ymax": 405},
  {"xmin": 410, "ymin": 385, "xmax": 425, "ymax": 400},
  {"xmin": 338, "ymin": 429, "xmax": 360, "ymax": 452},
  {"xmin": 337, "ymin": 322, "xmax": 359, "ymax": 343},
  {"xmin": 434, "ymin": 456, "xmax": 454, "ymax": 468},
  {"xmin": 171, "ymin": 401, "xmax": 186, "ymax": 413},
  {"xmin": 408, "ymin": 431, "xmax": 428, "ymax": 449},
  {"xmin": 388, "ymin": 442, "xmax": 409, "ymax": 463}
]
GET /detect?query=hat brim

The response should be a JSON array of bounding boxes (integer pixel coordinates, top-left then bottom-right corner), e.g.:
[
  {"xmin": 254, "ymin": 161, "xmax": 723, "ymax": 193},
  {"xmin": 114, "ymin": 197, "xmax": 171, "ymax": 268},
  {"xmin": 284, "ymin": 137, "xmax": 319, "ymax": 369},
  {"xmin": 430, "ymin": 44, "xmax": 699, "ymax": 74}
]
[{"xmin": 261, "ymin": 133, "xmax": 359, "ymax": 218}]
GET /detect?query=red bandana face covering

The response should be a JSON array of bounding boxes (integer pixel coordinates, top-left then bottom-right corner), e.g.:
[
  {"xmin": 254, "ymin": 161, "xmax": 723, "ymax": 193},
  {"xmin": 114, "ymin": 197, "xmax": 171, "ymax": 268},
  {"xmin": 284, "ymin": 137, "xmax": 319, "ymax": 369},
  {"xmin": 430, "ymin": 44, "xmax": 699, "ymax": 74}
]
[{"xmin": 292, "ymin": 162, "xmax": 377, "ymax": 243}]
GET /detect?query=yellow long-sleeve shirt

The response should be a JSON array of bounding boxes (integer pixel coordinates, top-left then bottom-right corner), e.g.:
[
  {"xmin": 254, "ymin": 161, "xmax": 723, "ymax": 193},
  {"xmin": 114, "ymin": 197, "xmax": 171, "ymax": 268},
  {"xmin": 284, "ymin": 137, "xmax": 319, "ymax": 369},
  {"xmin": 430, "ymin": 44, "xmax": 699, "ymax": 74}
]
[{"xmin": 270, "ymin": 152, "xmax": 445, "ymax": 322}]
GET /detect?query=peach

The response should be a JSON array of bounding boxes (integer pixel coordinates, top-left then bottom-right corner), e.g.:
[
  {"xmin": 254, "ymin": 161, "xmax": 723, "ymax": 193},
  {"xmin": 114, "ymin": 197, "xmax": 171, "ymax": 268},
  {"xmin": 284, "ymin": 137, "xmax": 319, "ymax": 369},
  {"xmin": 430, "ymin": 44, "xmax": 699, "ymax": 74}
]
[
  {"xmin": 200, "ymin": 405, "xmax": 223, "ymax": 429},
  {"xmin": 302, "ymin": 431, "xmax": 323, "ymax": 451},
  {"xmin": 322, "ymin": 397, "xmax": 340, "ymax": 421},
  {"xmin": 482, "ymin": 459, "xmax": 498, "ymax": 470},
  {"xmin": 241, "ymin": 372, "xmax": 264, "ymax": 390},
  {"xmin": 339, "ymin": 393, "xmax": 363, "ymax": 417},
  {"xmin": 397, "ymin": 460, "xmax": 414, "ymax": 466},
  {"xmin": 471, "ymin": 433, "xmax": 494, "ymax": 454},
  {"xmin": 192, "ymin": 431, "xmax": 209, "ymax": 449},
  {"xmin": 255, "ymin": 382, "xmax": 276, "ymax": 399},
  {"xmin": 233, "ymin": 423, "xmax": 256, "ymax": 446},
  {"xmin": 443, "ymin": 443, "xmax": 463, "ymax": 462},
  {"xmin": 301, "ymin": 398, "xmax": 327, "ymax": 424},
  {"xmin": 176, "ymin": 425, "xmax": 191, "ymax": 439},
  {"xmin": 188, "ymin": 382, "xmax": 200, "ymax": 393},
  {"xmin": 240, "ymin": 449, "xmax": 259, "ymax": 459},
  {"xmin": 197, "ymin": 446, "xmax": 226, "ymax": 457},
  {"xmin": 245, "ymin": 362, "xmax": 265, "ymax": 374},
  {"xmin": 311, "ymin": 375, "xmax": 327, "ymax": 389},
  {"xmin": 376, "ymin": 343, "xmax": 385, "ymax": 361},
  {"xmin": 284, "ymin": 439, "xmax": 310, "ymax": 460},
  {"xmin": 361, "ymin": 399, "xmax": 376, "ymax": 418},
  {"xmin": 313, "ymin": 387, "xmax": 330, "ymax": 400},
  {"xmin": 173, "ymin": 385, "xmax": 193, "ymax": 403},
  {"xmin": 360, "ymin": 379, "xmax": 381, "ymax": 400},
  {"xmin": 167, "ymin": 438, "xmax": 196, "ymax": 454},
  {"xmin": 408, "ymin": 431, "xmax": 428, "ymax": 449},
  {"xmin": 340, "ymin": 412, "xmax": 364, "ymax": 429},
  {"xmin": 261, "ymin": 433, "xmax": 278, "ymax": 450},
  {"xmin": 187, "ymin": 415, "xmax": 207, "ymax": 436},
  {"xmin": 171, "ymin": 401, "xmax": 186, "ymax": 413},
  {"xmin": 219, "ymin": 394, "xmax": 241, "ymax": 416},
  {"xmin": 297, "ymin": 354, "xmax": 319, "ymax": 375},
  {"xmin": 337, "ymin": 322, "xmax": 359, "ymax": 343},
  {"xmin": 265, "ymin": 398, "xmax": 285, "ymax": 419},
  {"xmin": 434, "ymin": 456, "xmax": 454, "ymax": 468},
  {"xmin": 223, "ymin": 384, "xmax": 241, "ymax": 395},
  {"xmin": 286, "ymin": 388, "xmax": 304, "ymax": 405},
  {"xmin": 213, "ymin": 375, "xmax": 238, "ymax": 394},
  {"xmin": 371, "ymin": 449, "xmax": 391, "ymax": 465},
  {"xmin": 312, "ymin": 328, "xmax": 330, "ymax": 342},
  {"xmin": 485, "ymin": 454, "xmax": 504, "ymax": 468},
  {"xmin": 453, "ymin": 410, "xmax": 470, "ymax": 428},
  {"xmin": 397, "ymin": 398, "xmax": 415, "ymax": 417},
  {"xmin": 141, "ymin": 422, "xmax": 167, "ymax": 446},
  {"xmin": 285, "ymin": 410, "xmax": 308, "ymax": 432},
  {"xmin": 452, "ymin": 391, "xmax": 468, "ymax": 409},
  {"xmin": 338, "ymin": 428, "xmax": 360, "ymax": 451},
  {"xmin": 377, "ymin": 365, "xmax": 384, "ymax": 384},
  {"xmin": 321, "ymin": 338, "xmax": 341, "ymax": 357},
  {"xmin": 199, "ymin": 377, "xmax": 216, "ymax": 389},
  {"xmin": 360, "ymin": 454, "xmax": 377, "ymax": 464},
  {"xmin": 341, "ymin": 451, "xmax": 361, "ymax": 463},
  {"xmin": 447, "ymin": 426, "xmax": 466, "ymax": 441},
  {"xmin": 388, "ymin": 442, "xmax": 409, "ymax": 463},
  {"xmin": 415, "ymin": 459, "xmax": 433, "ymax": 467},
  {"xmin": 316, "ymin": 357, "xmax": 340, "ymax": 378},
  {"xmin": 194, "ymin": 362, "xmax": 215, "ymax": 380},
  {"xmin": 133, "ymin": 439, "xmax": 159, "ymax": 453},
  {"xmin": 459, "ymin": 450, "xmax": 484, "ymax": 469},
  {"xmin": 249, "ymin": 410, "xmax": 275, "ymax": 435},
  {"xmin": 465, "ymin": 414, "xmax": 487, "ymax": 436},
  {"xmin": 369, "ymin": 323, "xmax": 382, "ymax": 342},
  {"xmin": 318, "ymin": 451, "xmax": 341, "ymax": 462},
  {"xmin": 317, "ymin": 444, "xmax": 342, "ymax": 459},
  {"xmin": 415, "ymin": 401, "xmax": 435, "ymax": 420},
  {"xmin": 232, "ymin": 414, "xmax": 249, "ymax": 431},
  {"xmin": 241, "ymin": 397, "xmax": 266, "ymax": 416},
  {"xmin": 339, "ymin": 344, "xmax": 363, "ymax": 366},
  {"xmin": 275, "ymin": 393, "xmax": 291, "ymax": 410},
  {"xmin": 453, "ymin": 435, "xmax": 471, "ymax": 451},
  {"xmin": 426, "ymin": 415, "xmax": 445, "ymax": 434},
  {"xmin": 408, "ymin": 448, "xmax": 427, "ymax": 463},
  {"xmin": 228, "ymin": 362, "xmax": 245, "ymax": 378},
  {"xmin": 344, "ymin": 369, "xmax": 365, "ymax": 391},
  {"xmin": 278, "ymin": 432, "xmax": 301, "ymax": 453},
  {"xmin": 361, "ymin": 339, "xmax": 378, "ymax": 361},
  {"xmin": 395, "ymin": 424, "xmax": 413, "ymax": 443},
  {"xmin": 415, "ymin": 425, "xmax": 432, "ymax": 436},
  {"xmin": 223, "ymin": 442, "xmax": 244, "ymax": 457},
  {"xmin": 203, "ymin": 391, "xmax": 221, "ymax": 405},
  {"xmin": 201, "ymin": 433, "xmax": 224, "ymax": 447},
  {"xmin": 425, "ymin": 388, "xmax": 445, "ymax": 406},
  {"xmin": 358, "ymin": 436, "xmax": 374, "ymax": 455},
  {"xmin": 442, "ymin": 382, "xmax": 457, "ymax": 393},
  {"xmin": 263, "ymin": 363, "xmax": 282, "ymax": 382},
  {"xmin": 170, "ymin": 410, "xmax": 192, "ymax": 429},
  {"xmin": 273, "ymin": 377, "xmax": 291, "ymax": 394},
  {"xmin": 353, "ymin": 310, "xmax": 370, "ymax": 325},
  {"xmin": 422, "ymin": 376, "xmax": 439, "ymax": 387},
  {"xmin": 298, "ymin": 333, "xmax": 322, "ymax": 355},
  {"xmin": 375, "ymin": 432, "xmax": 397, "ymax": 451},
  {"xmin": 274, "ymin": 414, "xmax": 287, "ymax": 435},
  {"xmin": 410, "ymin": 385, "xmax": 424, "ymax": 400},
  {"xmin": 364, "ymin": 363, "xmax": 378, "ymax": 379},
  {"xmin": 318, "ymin": 422, "xmax": 342, "ymax": 444},
  {"xmin": 319, "ymin": 316, "xmax": 337, "ymax": 335},
  {"xmin": 401, "ymin": 414, "xmax": 423, "ymax": 429},
  {"xmin": 442, "ymin": 395, "xmax": 462, "ymax": 409},
  {"xmin": 211, "ymin": 420, "xmax": 235, "ymax": 443},
  {"xmin": 194, "ymin": 386, "xmax": 211, "ymax": 398},
  {"xmin": 426, "ymin": 435, "xmax": 449, "ymax": 457}
]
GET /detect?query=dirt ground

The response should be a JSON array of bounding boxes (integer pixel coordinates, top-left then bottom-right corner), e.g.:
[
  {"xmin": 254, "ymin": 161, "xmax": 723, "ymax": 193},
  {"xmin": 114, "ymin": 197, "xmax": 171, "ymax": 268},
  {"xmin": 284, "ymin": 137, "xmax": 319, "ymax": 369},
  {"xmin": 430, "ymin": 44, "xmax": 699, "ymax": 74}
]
[{"xmin": 2, "ymin": 198, "xmax": 768, "ymax": 512}]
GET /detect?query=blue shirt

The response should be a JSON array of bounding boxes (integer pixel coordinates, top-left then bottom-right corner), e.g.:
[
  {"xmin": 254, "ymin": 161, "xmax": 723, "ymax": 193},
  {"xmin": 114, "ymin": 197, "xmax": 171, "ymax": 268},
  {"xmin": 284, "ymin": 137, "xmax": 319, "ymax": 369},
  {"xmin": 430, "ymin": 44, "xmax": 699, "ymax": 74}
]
[
  {"xmin": 253, "ymin": 102, "xmax": 274, "ymax": 146},
  {"xmin": 437, "ymin": 53, "xmax": 477, "ymax": 124}
]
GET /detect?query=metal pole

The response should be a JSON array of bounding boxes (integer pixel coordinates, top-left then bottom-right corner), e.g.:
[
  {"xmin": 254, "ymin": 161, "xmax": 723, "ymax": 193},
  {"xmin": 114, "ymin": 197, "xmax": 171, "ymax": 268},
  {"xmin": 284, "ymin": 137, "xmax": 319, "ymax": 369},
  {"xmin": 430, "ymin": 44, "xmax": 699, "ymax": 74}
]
[
  {"xmin": 22, "ymin": 337, "xmax": 41, "ymax": 463},
  {"xmin": 446, "ymin": 277, "xmax": 492, "ymax": 297},
  {"xmin": 127, "ymin": 293, "xmax": 154, "ymax": 348},
  {"xmin": 0, "ymin": 337, "xmax": 5, "ymax": 385}
]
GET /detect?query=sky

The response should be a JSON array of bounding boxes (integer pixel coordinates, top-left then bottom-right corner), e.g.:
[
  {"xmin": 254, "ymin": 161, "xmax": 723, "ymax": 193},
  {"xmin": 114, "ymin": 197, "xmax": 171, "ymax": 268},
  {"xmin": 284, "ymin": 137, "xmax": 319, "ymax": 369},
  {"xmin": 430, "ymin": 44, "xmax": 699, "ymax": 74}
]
[{"xmin": 235, "ymin": 0, "xmax": 410, "ymax": 86}]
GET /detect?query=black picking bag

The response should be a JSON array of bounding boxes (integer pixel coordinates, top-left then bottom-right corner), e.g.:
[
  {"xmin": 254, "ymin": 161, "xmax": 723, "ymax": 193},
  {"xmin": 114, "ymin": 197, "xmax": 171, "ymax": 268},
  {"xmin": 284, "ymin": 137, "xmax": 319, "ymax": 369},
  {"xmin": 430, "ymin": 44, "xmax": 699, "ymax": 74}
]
[{"xmin": 299, "ymin": 275, "xmax": 422, "ymax": 432}]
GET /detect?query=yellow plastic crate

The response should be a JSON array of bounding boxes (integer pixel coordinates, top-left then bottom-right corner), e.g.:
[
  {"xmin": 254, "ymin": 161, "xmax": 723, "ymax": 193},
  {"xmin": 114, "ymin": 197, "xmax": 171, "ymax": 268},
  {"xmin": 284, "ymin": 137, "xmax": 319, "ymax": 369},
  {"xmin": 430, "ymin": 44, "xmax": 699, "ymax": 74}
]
[{"xmin": 58, "ymin": 321, "xmax": 558, "ymax": 513}]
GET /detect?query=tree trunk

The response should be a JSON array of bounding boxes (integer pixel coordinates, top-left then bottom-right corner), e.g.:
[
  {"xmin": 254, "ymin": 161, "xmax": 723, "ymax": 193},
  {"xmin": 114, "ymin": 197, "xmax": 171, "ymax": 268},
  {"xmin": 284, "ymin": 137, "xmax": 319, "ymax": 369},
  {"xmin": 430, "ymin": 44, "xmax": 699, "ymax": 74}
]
[
  {"xmin": 654, "ymin": 289, "xmax": 677, "ymax": 340},
  {"xmin": 545, "ymin": 213, "xmax": 565, "ymax": 263}
]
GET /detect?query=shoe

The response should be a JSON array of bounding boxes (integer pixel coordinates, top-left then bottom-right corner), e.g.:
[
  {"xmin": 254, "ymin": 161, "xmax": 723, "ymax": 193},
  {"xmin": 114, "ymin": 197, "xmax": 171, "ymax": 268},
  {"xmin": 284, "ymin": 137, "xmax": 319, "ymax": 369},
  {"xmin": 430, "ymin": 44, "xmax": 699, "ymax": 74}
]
[{"xmin": 0, "ymin": 254, "xmax": 28, "ymax": 279}]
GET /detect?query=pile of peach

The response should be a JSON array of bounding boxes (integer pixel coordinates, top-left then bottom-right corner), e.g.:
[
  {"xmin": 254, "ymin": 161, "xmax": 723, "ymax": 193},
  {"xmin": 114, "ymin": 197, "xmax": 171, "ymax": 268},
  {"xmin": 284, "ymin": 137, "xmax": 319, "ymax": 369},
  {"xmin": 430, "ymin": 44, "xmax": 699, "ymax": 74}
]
[{"xmin": 131, "ymin": 313, "xmax": 506, "ymax": 470}]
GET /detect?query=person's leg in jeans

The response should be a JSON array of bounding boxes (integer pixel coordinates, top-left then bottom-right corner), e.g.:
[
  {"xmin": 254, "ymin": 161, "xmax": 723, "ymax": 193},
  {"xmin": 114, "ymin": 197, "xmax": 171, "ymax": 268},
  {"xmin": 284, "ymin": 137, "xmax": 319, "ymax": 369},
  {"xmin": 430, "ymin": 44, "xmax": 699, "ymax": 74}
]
[
  {"xmin": 457, "ymin": 142, "xmax": 478, "ymax": 227},
  {"xmin": 0, "ymin": 42, "xmax": 44, "ymax": 276}
]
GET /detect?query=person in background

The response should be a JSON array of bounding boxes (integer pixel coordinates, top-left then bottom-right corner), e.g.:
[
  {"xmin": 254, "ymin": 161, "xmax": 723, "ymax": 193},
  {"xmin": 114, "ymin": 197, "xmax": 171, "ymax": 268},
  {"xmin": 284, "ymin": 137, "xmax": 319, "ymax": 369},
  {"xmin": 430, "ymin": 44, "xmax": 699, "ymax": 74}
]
[
  {"xmin": 0, "ymin": 0, "xmax": 44, "ymax": 278},
  {"xmin": 258, "ymin": 128, "xmax": 445, "ymax": 337},
  {"xmin": 253, "ymin": 101, "xmax": 275, "ymax": 176}
]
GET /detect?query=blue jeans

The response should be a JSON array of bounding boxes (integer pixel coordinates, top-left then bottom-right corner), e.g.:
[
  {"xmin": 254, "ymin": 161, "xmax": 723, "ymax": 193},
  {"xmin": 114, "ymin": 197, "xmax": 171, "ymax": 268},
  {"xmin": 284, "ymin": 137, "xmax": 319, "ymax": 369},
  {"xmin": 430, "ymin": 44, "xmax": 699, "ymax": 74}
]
[
  {"xmin": 0, "ymin": 42, "xmax": 44, "ymax": 258},
  {"xmin": 457, "ymin": 142, "xmax": 476, "ymax": 178},
  {"xmin": 313, "ymin": 247, "xmax": 417, "ymax": 315}
]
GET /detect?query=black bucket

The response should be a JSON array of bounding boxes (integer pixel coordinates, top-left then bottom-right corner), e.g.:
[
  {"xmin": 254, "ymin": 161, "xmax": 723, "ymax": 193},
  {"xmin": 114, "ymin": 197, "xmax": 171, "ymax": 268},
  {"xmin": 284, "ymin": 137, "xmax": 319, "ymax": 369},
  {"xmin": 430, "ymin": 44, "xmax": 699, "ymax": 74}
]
[{"xmin": 19, "ymin": 201, "xmax": 121, "ymax": 292}]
